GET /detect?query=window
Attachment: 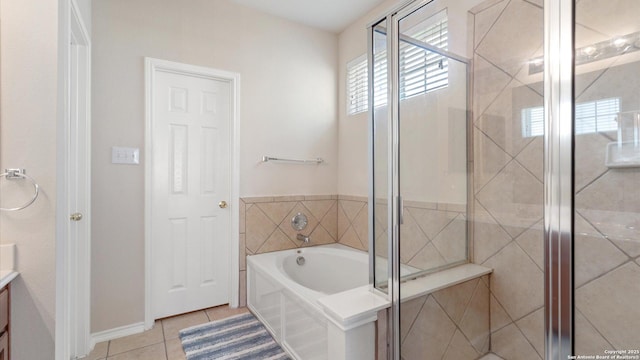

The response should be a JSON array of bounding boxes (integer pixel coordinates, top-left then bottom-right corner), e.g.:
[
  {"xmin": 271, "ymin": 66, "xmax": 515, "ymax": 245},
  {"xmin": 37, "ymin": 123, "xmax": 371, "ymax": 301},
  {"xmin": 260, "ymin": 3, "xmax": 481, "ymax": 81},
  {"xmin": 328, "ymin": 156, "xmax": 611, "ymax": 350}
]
[
  {"xmin": 575, "ymin": 97, "xmax": 619, "ymax": 134},
  {"xmin": 399, "ymin": 9, "xmax": 449, "ymax": 99},
  {"xmin": 346, "ymin": 52, "xmax": 389, "ymax": 115},
  {"xmin": 373, "ymin": 50, "xmax": 388, "ymax": 109},
  {"xmin": 347, "ymin": 55, "xmax": 368, "ymax": 115},
  {"xmin": 522, "ymin": 97, "xmax": 620, "ymax": 137},
  {"xmin": 346, "ymin": 9, "xmax": 449, "ymax": 115},
  {"xmin": 521, "ymin": 106, "xmax": 544, "ymax": 137}
]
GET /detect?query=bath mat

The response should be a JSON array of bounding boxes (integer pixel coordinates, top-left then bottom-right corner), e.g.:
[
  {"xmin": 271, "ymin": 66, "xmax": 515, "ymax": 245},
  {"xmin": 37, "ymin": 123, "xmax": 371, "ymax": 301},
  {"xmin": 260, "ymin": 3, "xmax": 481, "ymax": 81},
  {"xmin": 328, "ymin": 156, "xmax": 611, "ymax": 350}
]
[{"xmin": 179, "ymin": 312, "xmax": 290, "ymax": 360}]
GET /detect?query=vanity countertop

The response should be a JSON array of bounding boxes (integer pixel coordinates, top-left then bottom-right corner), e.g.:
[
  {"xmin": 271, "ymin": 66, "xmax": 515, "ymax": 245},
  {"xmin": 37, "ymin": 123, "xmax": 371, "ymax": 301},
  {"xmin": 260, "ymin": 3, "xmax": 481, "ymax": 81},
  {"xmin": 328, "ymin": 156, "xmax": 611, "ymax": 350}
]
[
  {"xmin": 0, "ymin": 271, "xmax": 18, "ymax": 289},
  {"xmin": 0, "ymin": 244, "xmax": 18, "ymax": 288}
]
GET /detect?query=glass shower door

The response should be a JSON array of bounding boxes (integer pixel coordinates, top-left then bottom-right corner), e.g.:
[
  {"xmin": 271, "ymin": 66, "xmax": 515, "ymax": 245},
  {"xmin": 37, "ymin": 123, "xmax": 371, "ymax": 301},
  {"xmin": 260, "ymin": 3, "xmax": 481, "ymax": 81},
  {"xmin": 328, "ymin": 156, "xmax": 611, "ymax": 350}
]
[
  {"xmin": 393, "ymin": 0, "xmax": 547, "ymax": 359},
  {"xmin": 573, "ymin": 0, "xmax": 640, "ymax": 356},
  {"xmin": 396, "ymin": 7, "xmax": 469, "ymax": 277},
  {"xmin": 395, "ymin": 3, "xmax": 476, "ymax": 360}
]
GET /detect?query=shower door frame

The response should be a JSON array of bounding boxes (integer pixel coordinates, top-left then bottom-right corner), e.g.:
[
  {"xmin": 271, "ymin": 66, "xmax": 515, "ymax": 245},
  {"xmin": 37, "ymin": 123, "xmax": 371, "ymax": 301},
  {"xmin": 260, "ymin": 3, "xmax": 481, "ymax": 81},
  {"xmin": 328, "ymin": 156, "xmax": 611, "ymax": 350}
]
[
  {"xmin": 368, "ymin": 0, "xmax": 577, "ymax": 359},
  {"xmin": 543, "ymin": 0, "xmax": 575, "ymax": 359}
]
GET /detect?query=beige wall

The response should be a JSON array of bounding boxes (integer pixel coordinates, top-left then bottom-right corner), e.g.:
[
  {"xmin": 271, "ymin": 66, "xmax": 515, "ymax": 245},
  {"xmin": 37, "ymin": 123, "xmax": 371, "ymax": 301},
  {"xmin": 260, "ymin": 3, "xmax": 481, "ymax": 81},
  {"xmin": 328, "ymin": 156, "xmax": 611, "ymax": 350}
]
[
  {"xmin": 337, "ymin": 0, "xmax": 400, "ymax": 197},
  {"xmin": 91, "ymin": 0, "xmax": 338, "ymax": 332},
  {"xmin": 0, "ymin": 0, "xmax": 59, "ymax": 358}
]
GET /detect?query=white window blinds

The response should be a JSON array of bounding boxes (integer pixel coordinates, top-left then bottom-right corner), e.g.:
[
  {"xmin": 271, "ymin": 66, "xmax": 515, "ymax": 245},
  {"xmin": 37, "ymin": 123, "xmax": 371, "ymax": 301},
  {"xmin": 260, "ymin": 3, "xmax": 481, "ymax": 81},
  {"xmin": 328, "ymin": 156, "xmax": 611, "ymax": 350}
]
[
  {"xmin": 373, "ymin": 51, "xmax": 388, "ymax": 109},
  {"xmin": 347, "ymin": 55, "xmax": 368, "ymax": 115},
  {"xmin": 521, "ymin": 106, "xmax": 544, "ymax": 137},
  {"xmin": 521, "ymin": 97, "xmax": 620, "ymax": 137},
  {"xmin": 346, "ymin": 9, "xmax": 449, "ymax": 115},
  {"xmin": 400, "ymin": 9, "xmax": 449, "ymax": 99},
  {"xmin": 575, "ymin": 97, "xmax": 619, "ymax": 134}
]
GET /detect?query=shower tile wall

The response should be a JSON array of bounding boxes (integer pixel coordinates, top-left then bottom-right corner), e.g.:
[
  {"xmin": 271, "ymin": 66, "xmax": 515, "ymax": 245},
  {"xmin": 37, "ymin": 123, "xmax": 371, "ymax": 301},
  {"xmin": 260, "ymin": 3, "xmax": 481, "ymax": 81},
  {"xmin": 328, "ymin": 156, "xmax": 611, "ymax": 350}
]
[
  {"xmin": 402, "ymin": 204, "xmax": 467, "ymax": 270},
  {"xmin": 471, "ymin": 0, "xmax": 545, "ymax": 358},
  {"xmin": 400, "ymin": 275, "xmax": 490, "ymax": 360},
  {"xmin": 472, "ymin": 0, "xmax": 640, "ymax": 356},
  {"xmin": 377, "ymin": 203, "xmax": 468, "ymax": 271}
]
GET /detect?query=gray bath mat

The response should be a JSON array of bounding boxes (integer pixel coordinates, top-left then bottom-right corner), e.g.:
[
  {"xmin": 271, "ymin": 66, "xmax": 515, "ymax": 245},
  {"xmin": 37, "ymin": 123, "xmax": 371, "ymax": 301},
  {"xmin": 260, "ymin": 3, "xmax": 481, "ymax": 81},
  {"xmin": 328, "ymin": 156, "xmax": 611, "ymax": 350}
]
[{"xmin": 179, "ymin": 312, "xmax": 290, "ymax": 359}]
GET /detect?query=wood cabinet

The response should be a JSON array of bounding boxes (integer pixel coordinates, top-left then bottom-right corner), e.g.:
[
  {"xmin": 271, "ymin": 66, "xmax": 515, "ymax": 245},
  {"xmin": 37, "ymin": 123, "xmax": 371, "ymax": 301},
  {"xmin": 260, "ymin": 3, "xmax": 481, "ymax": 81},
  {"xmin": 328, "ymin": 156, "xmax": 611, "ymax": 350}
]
[{"xmin": 0, "ymin": 285, "xmax": 9, "ymax": 360}]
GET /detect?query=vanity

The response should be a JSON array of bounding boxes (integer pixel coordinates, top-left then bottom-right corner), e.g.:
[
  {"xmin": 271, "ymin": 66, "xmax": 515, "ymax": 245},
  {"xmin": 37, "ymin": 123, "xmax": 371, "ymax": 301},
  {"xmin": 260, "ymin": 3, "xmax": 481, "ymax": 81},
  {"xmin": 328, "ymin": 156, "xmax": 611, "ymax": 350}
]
[{"xmin": 0, "ymin": 244, "xmax": 18, "ymax": 360}]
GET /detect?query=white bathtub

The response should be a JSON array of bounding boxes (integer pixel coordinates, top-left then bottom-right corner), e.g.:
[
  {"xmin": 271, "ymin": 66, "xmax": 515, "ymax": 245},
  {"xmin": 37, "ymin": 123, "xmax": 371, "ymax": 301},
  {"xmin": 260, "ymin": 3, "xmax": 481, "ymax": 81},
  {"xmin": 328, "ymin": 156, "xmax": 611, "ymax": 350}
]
[{"xmin": 247, "ymin": 244, "xmax": 371, "ymax": 360}]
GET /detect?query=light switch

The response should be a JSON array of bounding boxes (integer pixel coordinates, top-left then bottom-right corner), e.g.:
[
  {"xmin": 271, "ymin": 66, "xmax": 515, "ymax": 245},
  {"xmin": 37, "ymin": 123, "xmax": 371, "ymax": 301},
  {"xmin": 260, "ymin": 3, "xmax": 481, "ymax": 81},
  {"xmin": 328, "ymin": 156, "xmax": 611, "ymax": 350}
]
[{"xmin": 112, "ymin": 147, "xmax": 140, "ymax": 164}]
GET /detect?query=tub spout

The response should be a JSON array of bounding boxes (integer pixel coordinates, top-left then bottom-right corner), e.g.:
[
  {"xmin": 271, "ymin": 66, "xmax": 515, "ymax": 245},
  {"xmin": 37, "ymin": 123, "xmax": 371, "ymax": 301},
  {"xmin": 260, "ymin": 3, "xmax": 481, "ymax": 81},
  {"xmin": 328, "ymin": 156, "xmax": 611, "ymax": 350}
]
[{"xmin": 296, "ymin": 233, "xmax": 310, "ymax": 243}]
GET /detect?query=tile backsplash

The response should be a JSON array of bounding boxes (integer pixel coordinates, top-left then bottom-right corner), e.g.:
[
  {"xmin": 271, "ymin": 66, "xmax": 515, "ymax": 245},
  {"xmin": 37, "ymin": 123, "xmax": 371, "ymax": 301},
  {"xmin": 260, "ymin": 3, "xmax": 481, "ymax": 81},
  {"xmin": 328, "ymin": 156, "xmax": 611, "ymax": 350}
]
[{"xmin": 238, "ymin": 194, "xmax": 366, "ymax": 305}]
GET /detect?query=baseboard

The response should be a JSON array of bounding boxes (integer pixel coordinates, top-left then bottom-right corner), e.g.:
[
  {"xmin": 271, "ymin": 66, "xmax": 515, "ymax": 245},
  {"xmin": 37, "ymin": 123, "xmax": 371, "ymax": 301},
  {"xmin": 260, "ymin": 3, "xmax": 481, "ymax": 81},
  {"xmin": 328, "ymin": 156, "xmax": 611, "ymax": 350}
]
[{"xmin": 90, "ymin": 321, "xmax": 146, "ymax": 348}]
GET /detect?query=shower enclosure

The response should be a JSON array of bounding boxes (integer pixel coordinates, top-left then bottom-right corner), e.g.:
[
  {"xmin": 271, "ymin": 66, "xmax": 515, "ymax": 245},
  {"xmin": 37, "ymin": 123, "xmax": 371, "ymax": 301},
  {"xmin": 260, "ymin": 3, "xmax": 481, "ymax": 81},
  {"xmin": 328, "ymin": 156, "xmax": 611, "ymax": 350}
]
[{"xmin": 369, "ymin": 0, "xmax": 640, "ymax": 359}]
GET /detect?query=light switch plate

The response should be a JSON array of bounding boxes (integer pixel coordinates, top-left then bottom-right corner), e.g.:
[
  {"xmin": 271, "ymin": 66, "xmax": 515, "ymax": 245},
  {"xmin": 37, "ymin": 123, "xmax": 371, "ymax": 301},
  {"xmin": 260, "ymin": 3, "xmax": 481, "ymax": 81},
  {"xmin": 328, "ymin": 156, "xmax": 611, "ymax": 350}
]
[{"xmin": 112, "ymin": 147, "xmax": 140, "ymax": 164}]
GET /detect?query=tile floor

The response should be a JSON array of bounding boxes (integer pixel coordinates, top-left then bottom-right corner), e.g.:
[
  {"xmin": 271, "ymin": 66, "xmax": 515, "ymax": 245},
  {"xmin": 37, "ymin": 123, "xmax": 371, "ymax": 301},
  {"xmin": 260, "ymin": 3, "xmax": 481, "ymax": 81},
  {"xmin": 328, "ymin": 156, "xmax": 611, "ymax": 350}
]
[
  {"xmin": 82, "ymin": 305, "xmax": 249, "ymax": 360},
  {"xmin": 83, "ymin": 305, "xmax": 505, "ymax": 360}
]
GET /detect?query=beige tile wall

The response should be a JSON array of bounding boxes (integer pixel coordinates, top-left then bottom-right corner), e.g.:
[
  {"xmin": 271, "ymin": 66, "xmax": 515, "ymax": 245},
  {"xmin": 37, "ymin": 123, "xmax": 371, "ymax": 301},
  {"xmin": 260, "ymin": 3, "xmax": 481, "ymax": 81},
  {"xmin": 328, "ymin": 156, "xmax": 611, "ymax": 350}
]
[
  {"xmin": 337, "ymin": 195, "xmax": 370, "ymax": 251},
  {"xmin": 471, "ymin": 1, "xmax": 547, "ymax": 357},
  {"xmin": 472, "ymin": 0, "xmax": 640, "ymax": 356},
  {"xmin": 239, "ymin": 194, "xmax": 467, "ymax": 305},
  {"xmin": 400, "ymin": 275, "xmax": 490, "ymax": 360},
  {"xmin": 338, "ymin": 196, "xmax": 467, "ymax": 272},
  {"xmin": 344, "ymin": 196, "xmax": 470, "ymax": 360},
  {"xmin": 402, "ymin": 203, "xmax": 467, "ymax": 271}
]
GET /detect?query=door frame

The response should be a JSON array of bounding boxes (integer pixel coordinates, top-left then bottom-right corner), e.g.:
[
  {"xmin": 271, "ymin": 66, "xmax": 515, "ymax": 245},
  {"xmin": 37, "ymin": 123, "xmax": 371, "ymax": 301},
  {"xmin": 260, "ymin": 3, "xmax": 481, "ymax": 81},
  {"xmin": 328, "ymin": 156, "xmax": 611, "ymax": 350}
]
[
  {"xmin": 144, "ymin": 58, "xmax": 240, "ymax": 330},
  {"xmin": 56, "ymin": 0, "xmax": 92, "ymax": 358}
]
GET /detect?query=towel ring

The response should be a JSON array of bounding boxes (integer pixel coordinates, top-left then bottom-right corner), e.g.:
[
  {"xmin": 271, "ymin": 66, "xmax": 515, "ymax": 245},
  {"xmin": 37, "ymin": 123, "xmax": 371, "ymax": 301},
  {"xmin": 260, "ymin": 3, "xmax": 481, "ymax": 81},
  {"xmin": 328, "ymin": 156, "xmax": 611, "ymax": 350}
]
[{"xmin": 0, "ymin": 169, "xmax": 40, "ymax": 212}]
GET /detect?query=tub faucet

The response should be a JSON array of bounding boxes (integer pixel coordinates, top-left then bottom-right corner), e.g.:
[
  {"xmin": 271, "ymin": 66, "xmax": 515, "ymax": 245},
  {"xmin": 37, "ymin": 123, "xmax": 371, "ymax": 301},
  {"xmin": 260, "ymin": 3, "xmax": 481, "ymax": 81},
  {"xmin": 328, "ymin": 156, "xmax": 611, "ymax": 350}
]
[{"xmin": 296, "ymin": 233, "xmax": 310, "ymax": 243}]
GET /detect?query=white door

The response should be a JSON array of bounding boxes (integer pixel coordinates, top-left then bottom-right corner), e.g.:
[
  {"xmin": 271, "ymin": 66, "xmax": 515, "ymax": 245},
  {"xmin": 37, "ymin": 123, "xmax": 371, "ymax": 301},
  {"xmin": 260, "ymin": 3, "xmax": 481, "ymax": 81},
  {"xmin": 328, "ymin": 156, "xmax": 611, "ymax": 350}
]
[
  {"xmin": 151, "ymin": 68, "xmax": 231, "ymax": 319},
  {"xmin": 68, "ymin": 39, "xmax": 90, "ymax": 355},
  {"xmin": 67, "ymin": 8, "xmax": 92, "ymax": 358}
]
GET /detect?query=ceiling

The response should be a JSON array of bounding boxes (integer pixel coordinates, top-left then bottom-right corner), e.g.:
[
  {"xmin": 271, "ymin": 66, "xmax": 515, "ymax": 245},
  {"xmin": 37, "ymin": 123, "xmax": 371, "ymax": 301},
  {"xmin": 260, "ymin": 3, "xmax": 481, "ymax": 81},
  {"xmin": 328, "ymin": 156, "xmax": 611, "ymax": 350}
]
[{"xmin": 231, "ymin": 0, "xmax": 389, "ymax": 33}]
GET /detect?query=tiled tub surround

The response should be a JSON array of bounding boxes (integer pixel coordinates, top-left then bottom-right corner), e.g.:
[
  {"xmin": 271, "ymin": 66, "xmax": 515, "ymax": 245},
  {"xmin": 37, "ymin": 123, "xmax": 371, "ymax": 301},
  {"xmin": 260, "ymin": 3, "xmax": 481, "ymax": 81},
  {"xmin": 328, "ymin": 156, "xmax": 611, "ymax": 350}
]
[
  {"xmin": 471, "ymin": 0, "xmax": 640, "ymax": 357},
  {"xmin": 337, "ymin": 196, "xmax": 370, "ymax": 251},
  {"xmin": 240, "ymin": 195, "xmax": 467, "ymax": 298},
  {"xmin": 240, "ymin": 195, "xmax": 354, "ymax": 305}
]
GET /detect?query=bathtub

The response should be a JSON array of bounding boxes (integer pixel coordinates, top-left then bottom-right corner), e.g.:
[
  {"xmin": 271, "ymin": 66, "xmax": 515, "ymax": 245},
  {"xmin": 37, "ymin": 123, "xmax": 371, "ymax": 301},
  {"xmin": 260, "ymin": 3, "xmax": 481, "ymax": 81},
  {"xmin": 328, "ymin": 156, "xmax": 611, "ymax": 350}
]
[{"xmin": 247, "ymin": 244, "xmax": 372, "ymax": 360}]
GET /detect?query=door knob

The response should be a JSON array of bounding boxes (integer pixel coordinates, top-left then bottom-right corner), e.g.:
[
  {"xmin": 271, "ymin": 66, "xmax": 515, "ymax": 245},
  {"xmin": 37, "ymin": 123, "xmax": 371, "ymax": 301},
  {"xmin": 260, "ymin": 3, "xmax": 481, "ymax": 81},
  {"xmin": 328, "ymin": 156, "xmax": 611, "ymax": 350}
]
[
  {"xmin": 218, "ymin": 201, "xmax": 228, "ymax": 209},
  {"xmin": 70, "ymin": 212, "xmax": 83, "ymax": 221}
]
